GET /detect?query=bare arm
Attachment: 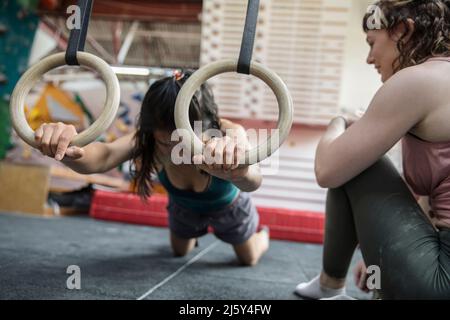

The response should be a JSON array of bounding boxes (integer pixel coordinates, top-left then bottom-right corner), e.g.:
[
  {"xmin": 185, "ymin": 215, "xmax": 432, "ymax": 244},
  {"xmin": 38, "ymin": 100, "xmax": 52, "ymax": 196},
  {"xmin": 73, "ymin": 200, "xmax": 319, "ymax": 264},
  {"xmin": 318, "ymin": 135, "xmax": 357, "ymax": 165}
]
[
  {"xmin": 34, "ymin": 122, "xmax": 135, "ymax": 174},
  {"xmin": 221, "ymin": 119, "xmax": 263, "ymax": 192},
  {"xmin": 315, "ymin": 67, "xmax": 430, "ymax": 188},
  {"xmin": 62, "ymin": 132, "xmax": 135, "ymax": 174},
  {"xmin": 194, "ymin": 118, "xmax": 263, "ymax": 192},
  {"xmin": 229, "ymin": 165, "xmax": 262, "ymax": 192}
]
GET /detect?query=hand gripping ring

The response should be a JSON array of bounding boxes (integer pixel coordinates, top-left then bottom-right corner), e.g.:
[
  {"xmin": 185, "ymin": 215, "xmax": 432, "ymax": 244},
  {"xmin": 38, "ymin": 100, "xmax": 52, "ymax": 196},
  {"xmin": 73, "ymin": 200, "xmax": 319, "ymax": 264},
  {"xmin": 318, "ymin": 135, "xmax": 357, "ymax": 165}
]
[
  {"xmin": 174, "ymin": 59, "xmax": 293, "ymax": 165},
  {"xmin": 10, "ymin": 52, "xmax": 120, "ymax": 148}
]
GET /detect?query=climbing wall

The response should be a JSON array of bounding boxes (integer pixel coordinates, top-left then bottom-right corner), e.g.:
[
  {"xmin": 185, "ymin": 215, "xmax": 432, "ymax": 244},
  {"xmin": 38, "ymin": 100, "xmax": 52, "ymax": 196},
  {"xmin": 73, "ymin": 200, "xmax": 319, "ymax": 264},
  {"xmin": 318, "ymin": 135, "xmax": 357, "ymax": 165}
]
[
  {"xmin": 0, "ymin": 0, "xmax": 39, "ymax": 159},
  {"xmin": 200, "ymin": 0, "xmax": 351, "ymax": 125}
]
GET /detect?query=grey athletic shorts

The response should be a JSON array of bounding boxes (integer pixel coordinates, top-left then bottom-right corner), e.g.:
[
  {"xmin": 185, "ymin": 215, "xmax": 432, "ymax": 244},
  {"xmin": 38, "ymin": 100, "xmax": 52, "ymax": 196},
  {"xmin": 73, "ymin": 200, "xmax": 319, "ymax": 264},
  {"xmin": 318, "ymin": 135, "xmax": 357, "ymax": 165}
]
[{"xmin": 166, "ymin": 192, "xmax": 259, "ymax": 245}]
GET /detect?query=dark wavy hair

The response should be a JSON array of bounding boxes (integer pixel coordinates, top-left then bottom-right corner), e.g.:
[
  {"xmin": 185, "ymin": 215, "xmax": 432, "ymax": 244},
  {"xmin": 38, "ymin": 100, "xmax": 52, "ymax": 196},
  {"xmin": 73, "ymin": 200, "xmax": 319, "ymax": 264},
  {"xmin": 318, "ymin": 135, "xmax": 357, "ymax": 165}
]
[
  {"xmin": 130, "ymin": 71, "xmax": 220, "ymax": 199},
  {"xmin": 363, "ymin": 0, "xmax": 450, "ymax": 73}
]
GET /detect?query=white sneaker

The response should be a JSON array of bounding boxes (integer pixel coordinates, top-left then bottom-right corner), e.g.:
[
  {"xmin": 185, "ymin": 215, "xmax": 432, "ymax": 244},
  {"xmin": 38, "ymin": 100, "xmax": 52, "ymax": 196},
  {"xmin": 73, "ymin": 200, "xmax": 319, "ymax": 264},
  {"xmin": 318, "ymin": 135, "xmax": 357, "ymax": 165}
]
[
  {"xmin": 294, "ymin": 275, "xmax": 347, "ymax": 300},
  {"xmin": 320, "ymin": 294, "xmax": 356, "ymax": 300}
]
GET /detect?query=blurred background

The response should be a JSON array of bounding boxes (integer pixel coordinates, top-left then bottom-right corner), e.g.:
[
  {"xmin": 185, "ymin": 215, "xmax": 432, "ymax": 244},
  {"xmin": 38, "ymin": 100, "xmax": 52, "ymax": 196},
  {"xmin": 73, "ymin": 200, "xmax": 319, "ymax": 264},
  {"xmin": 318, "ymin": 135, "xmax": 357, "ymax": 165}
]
[{"xmin": 0, "ymin": 0, "xmax": 383, "ymax": 216}]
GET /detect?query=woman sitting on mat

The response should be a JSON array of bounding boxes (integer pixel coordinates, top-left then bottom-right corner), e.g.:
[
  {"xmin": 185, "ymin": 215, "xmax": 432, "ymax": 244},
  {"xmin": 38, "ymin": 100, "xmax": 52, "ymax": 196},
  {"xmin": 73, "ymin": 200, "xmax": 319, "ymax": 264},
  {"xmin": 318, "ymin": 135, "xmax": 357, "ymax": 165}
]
[
  {"xmin": 296, "ymin": 0, "xmax": 450, "ymax": 299},
  {"xmin": 33, "ymin": 71, "xmax": 269, "ymax": 266}
]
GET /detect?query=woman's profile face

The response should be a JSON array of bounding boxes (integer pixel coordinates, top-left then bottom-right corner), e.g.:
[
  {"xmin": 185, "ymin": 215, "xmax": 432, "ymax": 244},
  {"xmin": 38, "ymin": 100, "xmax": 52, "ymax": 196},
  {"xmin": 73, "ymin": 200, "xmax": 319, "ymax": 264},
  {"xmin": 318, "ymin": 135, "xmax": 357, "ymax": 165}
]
[{"xmin": 366, "ymin": 29, "xmax": 400, "ymax": 83}]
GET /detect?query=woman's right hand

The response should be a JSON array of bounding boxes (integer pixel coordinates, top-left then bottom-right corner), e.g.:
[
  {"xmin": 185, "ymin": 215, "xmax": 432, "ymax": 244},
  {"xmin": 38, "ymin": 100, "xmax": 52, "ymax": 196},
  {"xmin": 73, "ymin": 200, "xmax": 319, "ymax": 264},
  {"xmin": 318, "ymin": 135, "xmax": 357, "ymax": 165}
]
[
  {"xmin": 34, "ymin": 122, "xmax": 85, "ymax": 161},
  {"xmin": 353, "ymin": 259, "xmax": 370, "ymax": 293}
]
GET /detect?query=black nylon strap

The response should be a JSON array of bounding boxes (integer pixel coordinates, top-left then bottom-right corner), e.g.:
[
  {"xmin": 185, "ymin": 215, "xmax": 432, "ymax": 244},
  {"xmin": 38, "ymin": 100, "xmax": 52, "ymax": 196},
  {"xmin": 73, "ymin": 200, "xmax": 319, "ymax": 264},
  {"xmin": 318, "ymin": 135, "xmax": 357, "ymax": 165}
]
[
  {"xmin": 65, "ymin": 0, "xmax": 94, "ymax": 65},
  {"xmin": 237, "ymin": 0, "xmax": 260, "ymax": 74}
]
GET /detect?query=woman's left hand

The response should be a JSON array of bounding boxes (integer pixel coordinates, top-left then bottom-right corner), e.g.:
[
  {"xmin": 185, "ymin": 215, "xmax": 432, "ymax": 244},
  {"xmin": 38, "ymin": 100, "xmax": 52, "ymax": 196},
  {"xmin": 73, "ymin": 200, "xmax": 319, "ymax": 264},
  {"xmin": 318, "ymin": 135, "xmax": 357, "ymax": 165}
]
[
  {"xmin": 335, "ymin": 108, "xmax": 365, "ymax": 128},
  {"xmin": 192, "ymin": 136, "xmax": 249, "ymax": 181},
  {"xmin": 353, "ymin": 260, "xmax": 371, "ymax": 293}
]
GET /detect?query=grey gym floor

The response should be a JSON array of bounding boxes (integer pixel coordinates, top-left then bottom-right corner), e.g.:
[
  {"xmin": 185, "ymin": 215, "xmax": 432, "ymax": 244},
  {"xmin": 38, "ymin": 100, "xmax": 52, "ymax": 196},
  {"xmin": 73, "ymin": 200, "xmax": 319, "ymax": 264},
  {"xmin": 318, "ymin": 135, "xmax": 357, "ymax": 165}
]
[{"xmin": 0, "ymin": 211, "xmax": 371, "ymax": 300}]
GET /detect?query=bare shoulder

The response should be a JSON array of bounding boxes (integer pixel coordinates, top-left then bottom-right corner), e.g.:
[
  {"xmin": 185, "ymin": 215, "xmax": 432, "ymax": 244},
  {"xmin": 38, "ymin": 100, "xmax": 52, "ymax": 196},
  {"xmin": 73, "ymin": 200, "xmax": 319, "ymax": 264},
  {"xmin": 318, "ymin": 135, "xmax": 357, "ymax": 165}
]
[
  {"xmin": 219, "ymin": 118, "xmax": 232, "ymax": 128},
  {"xmin": 369, "ymin": 65, "xmax": 439, "ymax": 117},
  {"xmin": 219, "ymin": 118, "xmax": 244, "ymax": 130},
  {"xmin": 386, "ymin": 64, "xmax": 435, "ymax": 91},
  {"xmin": 389, "ymin": 63, "xmax": 444, "ymax": 98}
]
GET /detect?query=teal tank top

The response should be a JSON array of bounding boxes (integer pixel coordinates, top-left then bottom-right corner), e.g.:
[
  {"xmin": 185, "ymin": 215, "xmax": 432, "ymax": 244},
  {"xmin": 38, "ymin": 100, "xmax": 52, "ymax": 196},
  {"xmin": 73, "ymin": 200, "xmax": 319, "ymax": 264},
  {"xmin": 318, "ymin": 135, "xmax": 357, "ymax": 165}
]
[{"xmin": 157, "ymin": 169, "xmax": 240, "ymax": 213}]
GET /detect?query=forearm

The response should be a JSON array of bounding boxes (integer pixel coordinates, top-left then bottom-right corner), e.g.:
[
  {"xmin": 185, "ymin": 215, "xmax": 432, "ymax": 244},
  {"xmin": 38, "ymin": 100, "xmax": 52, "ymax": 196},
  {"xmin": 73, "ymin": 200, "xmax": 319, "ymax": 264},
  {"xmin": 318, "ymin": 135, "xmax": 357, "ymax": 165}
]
[
  {"xmin": 221, "ymin": 119, "xmax": 250, "ymax": 148},
  {"xmin": 318, "ymin": 117, "xmax": 347, "ymax": 147},
  {"xmin": 230, "ymin": 164, "xmax": 262, "ymax": 192},
  {"xmin": 315, "ymin": 117, "xmax": 347, "ymax": 186},
  {"xmin": 216, "ymin": 119, "xmax": 262, "ymax": 191},
  {"xmin": 61, "ymin": 142, "xmax": 110, "ymax": 174}
]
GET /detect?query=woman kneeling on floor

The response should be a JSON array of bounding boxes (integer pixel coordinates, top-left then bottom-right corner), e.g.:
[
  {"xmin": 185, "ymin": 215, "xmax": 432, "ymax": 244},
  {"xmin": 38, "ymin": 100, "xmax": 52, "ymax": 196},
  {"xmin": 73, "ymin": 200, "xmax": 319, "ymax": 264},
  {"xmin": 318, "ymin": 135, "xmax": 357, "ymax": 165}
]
[{"xmin": 34, "ymin": 71, "xmax": 269, "ymax": 266}]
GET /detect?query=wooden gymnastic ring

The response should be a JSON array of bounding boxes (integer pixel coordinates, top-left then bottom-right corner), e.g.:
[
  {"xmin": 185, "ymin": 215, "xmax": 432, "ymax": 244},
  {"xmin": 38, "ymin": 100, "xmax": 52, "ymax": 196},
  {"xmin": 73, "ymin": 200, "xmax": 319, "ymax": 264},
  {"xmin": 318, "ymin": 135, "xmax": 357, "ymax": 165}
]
[
  {"xmin": 174, "ymin": 59, "xmax": 293, "ymax": 165},
  {"xmin": 10, "ymin": 52, "xmax": 120, "ymax": 148}
]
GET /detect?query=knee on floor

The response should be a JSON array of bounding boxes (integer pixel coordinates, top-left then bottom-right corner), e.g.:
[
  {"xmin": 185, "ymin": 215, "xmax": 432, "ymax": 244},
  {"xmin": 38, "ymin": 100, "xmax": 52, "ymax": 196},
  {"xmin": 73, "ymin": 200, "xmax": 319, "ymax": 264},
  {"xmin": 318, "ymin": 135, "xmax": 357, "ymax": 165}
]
[{"xmin": 238, "ymin": 254, "xmax": 260, "ymax": 266}]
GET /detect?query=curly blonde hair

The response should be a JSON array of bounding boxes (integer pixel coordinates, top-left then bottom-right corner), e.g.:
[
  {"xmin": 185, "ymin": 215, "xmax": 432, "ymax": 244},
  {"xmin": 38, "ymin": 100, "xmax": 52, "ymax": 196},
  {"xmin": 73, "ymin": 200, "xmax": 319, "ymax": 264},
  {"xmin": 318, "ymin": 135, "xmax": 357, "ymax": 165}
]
[{"xmin": 363, "ymin": 0, "xmax": 450, "ymax": 73}]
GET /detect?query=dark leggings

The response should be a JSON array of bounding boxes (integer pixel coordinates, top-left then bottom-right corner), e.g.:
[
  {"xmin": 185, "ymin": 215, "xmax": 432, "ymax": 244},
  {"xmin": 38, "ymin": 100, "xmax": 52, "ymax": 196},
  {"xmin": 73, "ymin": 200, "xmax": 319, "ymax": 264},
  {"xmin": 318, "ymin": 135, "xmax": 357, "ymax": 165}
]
[{"xmin": 324, "ymin": 157, "xmax": 450, "ymax": 299}]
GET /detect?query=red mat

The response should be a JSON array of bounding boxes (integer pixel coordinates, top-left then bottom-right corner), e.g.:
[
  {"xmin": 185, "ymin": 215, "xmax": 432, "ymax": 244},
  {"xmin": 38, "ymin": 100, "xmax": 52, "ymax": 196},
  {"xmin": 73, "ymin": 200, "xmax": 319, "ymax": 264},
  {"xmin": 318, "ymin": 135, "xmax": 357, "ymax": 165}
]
[{"xmin": 89, "ymin": 190, "xmax": 324, "ymax": 244}]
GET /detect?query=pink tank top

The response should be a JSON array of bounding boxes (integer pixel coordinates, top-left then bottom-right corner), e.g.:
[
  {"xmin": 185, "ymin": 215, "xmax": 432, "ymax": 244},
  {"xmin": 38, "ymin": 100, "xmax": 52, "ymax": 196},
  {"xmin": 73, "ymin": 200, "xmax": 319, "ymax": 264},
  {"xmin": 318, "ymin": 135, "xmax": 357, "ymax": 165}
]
[{"xmin": 402, "ymin": 133, "xmax": 450, "ymax": 229}]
